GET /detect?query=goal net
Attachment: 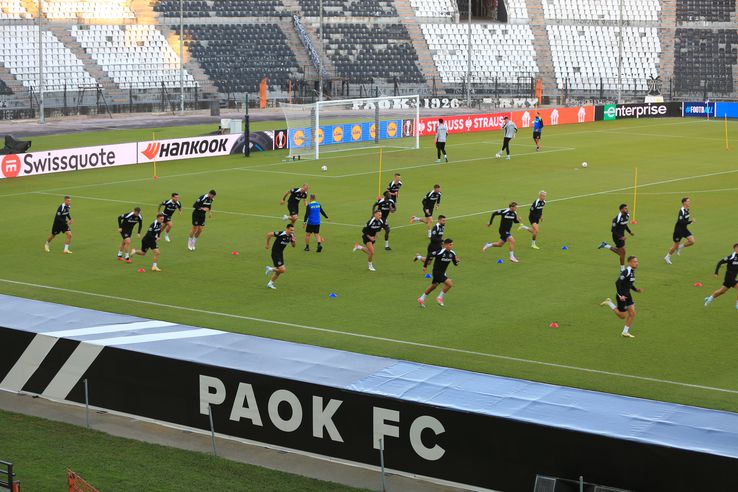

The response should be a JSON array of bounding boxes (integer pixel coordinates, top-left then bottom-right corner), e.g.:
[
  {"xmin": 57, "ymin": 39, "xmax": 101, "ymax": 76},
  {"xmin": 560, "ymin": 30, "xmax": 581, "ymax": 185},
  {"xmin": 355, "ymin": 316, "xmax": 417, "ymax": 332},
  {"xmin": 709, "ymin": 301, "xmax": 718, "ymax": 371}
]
[{"xmin": 280, "ymin": 95, "xmax": 420, "ymax": 160}]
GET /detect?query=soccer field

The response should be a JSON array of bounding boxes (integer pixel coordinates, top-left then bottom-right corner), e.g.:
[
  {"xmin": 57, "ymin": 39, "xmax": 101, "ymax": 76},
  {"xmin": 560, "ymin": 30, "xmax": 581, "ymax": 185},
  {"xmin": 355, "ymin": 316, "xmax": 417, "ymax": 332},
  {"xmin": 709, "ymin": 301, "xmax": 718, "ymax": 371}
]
[{"xmin": 1, "ymin": 117, "xmax": 737, "ymax": 414}]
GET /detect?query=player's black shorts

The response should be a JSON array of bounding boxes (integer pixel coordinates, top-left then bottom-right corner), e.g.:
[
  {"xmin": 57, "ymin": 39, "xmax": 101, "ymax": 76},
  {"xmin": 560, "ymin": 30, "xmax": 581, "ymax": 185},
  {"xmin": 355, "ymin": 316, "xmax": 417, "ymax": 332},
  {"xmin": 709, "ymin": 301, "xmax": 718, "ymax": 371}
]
[
  {"xmin": 612, "ymin": 233, "xmax": 625, "ymax": 248},
  {"xmin": 162, "ymin": 214, "xmax": 173, "ymax": 223},
  {"xmin": 432, "ymin": 273, "xmax": 448, "ymax": 284},
  {"xmin": 528, "ymin": 213, "xmax": 541, "ymax": 225},
  {"xmin": 287, "ymin": 204, "xmax": 299, "ymax": 216},
  {"xmin": 120, "ymin": 230, "xmax": 132, "ymax": 239},
  {"xmin": 673, "ymin": 227, "xmax": 692, "ymax": 243},
  {"xmin": 192, "ymin": 210, "xmax": 206, "ymax": 227},
  {"xmin": 271, "ymin": 252, "xmax": 284, "ymax": 268},
  {"xmin": 533, "ymin": 131, "xmax": 541, "ymax": 139},
  {"xmin": 427, "ymin": 241, "xmax": 442, "ymax": 257},
  {"xmin": 500, "ymin": 231, "xmax": 512, "ymax": 243},
  {"xmin": 389, "ymin": 193, "xmax": 398, "ymax": 203},
  {"xmin": 362, "ymin": 234, "xmax": 375, "ymax": 245},
  {"xmin": 723, "ymin": 273, "xmax": 738, "ymax": 289},
  {"xmin": 51, "ymin": 221, "xmax": 69, "ymax": 235},
  {"xmin": 306, "ymin": 224, "xmax": 320, "ymax": 234},
  {"xmin": 616, "ymin": 295, "xmax": 634, "ymax": 312},
  {"xmin": 423, "ymin": 204, "xmax": 434, "ymax": 218},
  {"xmin": 141, "ymin": 236, "xmax": 158, "ymax": 252}
]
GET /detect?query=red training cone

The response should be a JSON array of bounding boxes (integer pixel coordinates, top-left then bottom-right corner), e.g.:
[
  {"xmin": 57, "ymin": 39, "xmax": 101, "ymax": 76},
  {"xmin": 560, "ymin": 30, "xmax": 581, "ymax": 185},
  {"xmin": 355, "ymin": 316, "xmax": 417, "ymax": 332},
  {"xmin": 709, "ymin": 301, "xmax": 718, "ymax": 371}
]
[
  {"xmin": 137, "ymin": 268, "xmax": 145, "ymax": 273},
  {"xmin": 694, "ymin": 282, "xmax": 702, "ymax": 287},
  {"xmin": 232, "ymin": 251, "xmax": 240, "ymax": 256},
  {"xmin": 549, "ymin": 322, "xmax": 559, "ymax": 328}
]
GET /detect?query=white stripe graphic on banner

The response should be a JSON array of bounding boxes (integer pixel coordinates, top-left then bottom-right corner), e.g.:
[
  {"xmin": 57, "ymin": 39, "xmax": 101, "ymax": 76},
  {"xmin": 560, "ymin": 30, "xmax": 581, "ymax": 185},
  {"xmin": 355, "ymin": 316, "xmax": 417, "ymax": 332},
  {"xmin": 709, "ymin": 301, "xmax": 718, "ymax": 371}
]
[
  {"xmin": 42, "ymin": 343, "xmax": 105, "ymax": 400},
  {"xmin": 87, "ymin": 328, "xmax": 221, "ymax": 346},
  {"xmin": 44, "ymin": 320, "xmax": 176, "ymax": 338},
  {"xmin": 0, "ymin": 334, "xmax": 58, "ymax": 392}
]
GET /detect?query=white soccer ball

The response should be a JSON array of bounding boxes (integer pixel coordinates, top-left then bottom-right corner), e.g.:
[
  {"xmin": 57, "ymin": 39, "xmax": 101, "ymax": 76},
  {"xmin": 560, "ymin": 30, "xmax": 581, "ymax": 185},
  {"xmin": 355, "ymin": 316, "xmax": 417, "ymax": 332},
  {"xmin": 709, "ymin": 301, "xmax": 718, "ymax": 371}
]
[
  {"xmin": 495, "ymin": 154, "xmax": 501, "ymax": 159},
  {"xmin": 321, "ymin": 165, "xmax": 328, "ymax": 172},
  {"xmin": 581, "ymin": 162, "xmax": 588, "ymax": 168}
]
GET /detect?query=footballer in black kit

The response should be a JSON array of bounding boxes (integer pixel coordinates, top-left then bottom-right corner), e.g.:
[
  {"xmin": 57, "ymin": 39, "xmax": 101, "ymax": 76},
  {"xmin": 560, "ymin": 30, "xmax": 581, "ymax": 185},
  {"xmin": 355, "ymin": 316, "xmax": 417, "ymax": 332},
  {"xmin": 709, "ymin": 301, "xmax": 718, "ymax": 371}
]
[
  {"xmin": 45, "ymin": 195, "xmax": 74, "ymax": 254},
  {"xmin": 598, "ymin": 203, "xmax": 634, "ymax": 270},
  {"xmin": 372, "ymin": 191, "xmax": 396, "ymax": 250},
  {"xmin": 158, "ymin": 193, "xmax": 182, "ymax": 242},
  {"xmin": 281, "ymin": 184, "xmax": 309, "ymax": 225},
  {"xmin": 418, "ymin": 239, "xmax": 459, "ymax": 308},
  {"xmin": 116, "ymin": 207, "xmax": 142, "ymax": 263},
  {"xmin": 188, "ymin": 190, "xmax": 216, "ymax": 251},
  {"xmin": 386, "ymin": 173, "xmax": 402, "ymax": 204},
  {"xmin": 483, "ymin": 202, "xmax": 523, "ymax": 262},
  {"xmin": 265, "ymin": 223, "xmax": 296, "ymax": 289},
  {"xmin": 665, "ymin": 197, "xmax": 695, "ymax": 264},
  {"xmin": 518, "ymin": 191, "xmax": 546, "ymax": 249},
  {"xmin": 410, "ymin": 184, "xmax": 441, "ymax": 236},
  {"xmin": 353, "ymin": 210, "xmax": 385, "ymax": 271},
  {"xmin": 704, "ymin": 243, "xmax": 738, "ymax": 309},
  {"xmin": 131, "ymin": 213, "xmax": 166, "ymax": 271},
  {"xmin": 413, "ymin": 215, "xmax": 446, "ymax": 266},
  {"xmin": 600, "ymin": 255, "xmax": 642, "ymax": 338}
]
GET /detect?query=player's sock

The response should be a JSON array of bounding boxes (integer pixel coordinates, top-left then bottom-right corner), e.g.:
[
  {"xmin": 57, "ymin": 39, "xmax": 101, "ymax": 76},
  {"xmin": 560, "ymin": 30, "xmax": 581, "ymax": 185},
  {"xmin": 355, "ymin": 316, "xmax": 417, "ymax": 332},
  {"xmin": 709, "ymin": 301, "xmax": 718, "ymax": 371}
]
[
  {"xmin": 414, "ymin": 254, "xmax": 422, "ymax": 261},
  {"xmin": 117, "ymin": 251, "xmax": 123, "ymax": 257},
  {"xmin": 606, "ymin": 300, "xmax": 616, "ymax": 310},
  {"xmin": 427, "ymin": 230, "xmax": 432, "ymax": 238},
  {"xmin": 438, "ymin": 291, "xmax": 445, "ymax": 300},
  {"xmin": 64, "ymin": 244, "xmax": 69, "ymax": 252},
  {"xmin": 509, "ymin": 251, "xmax": 515, "ymax": 259},
  {"xmin": 124, "ymin": 253, "xmax": 130, "ymax": 259},
  {"xmin": 385, "ymin": 240, "xmax": 389, "ymax": 248},
  {"xmin": 482, "ymin": 242, "xmax": 493, "ymax": 252},
  {"xmin": 419, "ymin": 293, "xmax": 426, "ymax": 301},
  {"xmin": 519, "ymin": 225, "xmax": 530, "ymax": 231},
  {"xmin": 704, "ymin": 295, "xmax": 713, "ymax": 306},
  {"xmin": 622, "ymin": 326, "xmax": 630, "ymax": 335},
  {"xmin": 531, "ymin": 240, "xmax": 536, "ymax": 246},
  {"xmin": 152, "ymin": 262, "xmax": 157, "ymax": 268}
]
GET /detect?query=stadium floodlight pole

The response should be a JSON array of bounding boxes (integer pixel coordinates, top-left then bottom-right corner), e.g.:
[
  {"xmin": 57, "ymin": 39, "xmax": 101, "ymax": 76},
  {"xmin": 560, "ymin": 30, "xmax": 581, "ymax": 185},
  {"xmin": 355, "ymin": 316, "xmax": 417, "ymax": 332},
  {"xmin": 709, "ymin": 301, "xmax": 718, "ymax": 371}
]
[
  {"xmin": 466, "ymin": 0, "xmax": 472, "ymax": 108},
  {"xmin": 179, "ymin": 0, "xmax": 184, "ymax": 114},
  {"xmin": 318, "ymin": 0, "xmax": 324, "ymax": 102},
  {"xmin": 38, "ymin": 0, "xmax": 44, "ymax": 124},
  {"xmin": 616, "ymin": 0, "xmax": 623, "ymax": 103}
]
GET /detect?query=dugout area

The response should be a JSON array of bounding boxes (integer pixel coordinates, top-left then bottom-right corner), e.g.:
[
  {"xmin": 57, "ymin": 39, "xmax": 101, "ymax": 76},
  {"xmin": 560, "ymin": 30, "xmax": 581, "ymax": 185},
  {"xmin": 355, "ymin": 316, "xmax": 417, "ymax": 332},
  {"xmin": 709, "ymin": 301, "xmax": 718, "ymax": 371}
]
[{"xmin": 0, "ymin": 294, "xmax": 736, "ymax": 491}]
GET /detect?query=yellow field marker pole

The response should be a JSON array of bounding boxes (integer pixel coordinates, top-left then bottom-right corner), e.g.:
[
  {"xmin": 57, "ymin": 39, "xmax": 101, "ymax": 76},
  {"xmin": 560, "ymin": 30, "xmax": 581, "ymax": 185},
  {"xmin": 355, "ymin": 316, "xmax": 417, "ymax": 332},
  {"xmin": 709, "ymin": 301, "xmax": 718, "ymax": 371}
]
[
  {"xmin": 377, "ymin": 148, "xmax": 383, "ymax": 198},
  {"xmin": 631, "ymin": 167, "xmax": 638, "ymax": 224}
]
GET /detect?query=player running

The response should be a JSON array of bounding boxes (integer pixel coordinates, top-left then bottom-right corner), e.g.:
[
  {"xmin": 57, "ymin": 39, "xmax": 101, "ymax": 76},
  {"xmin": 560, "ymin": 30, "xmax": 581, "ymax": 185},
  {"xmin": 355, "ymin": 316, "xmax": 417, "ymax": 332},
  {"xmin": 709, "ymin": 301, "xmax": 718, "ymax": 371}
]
[
  {"xmin": 418, "ymin": 239, "xmax": 460, "ymax": 308},
  {"xmin": 188, "ymin": 190, "xmax": 216, "ymax": 251},
  {"xmin": 532, "ymin": 112, "xmax": 544, "ymax": 151},
  {"xmin": 413, "ymin": 215, "xmax": 446, "ymax": 266},
  {"xmin": 518, "ymin": 191, "xmax": 546, "ymax": 249},
  {"xmin": 495, "ymin": 116, "xmax": 517, "ymax": 160},
  {"xmin": 665, "ymin": 197, "xmax": 695, "ymax": 264},
  {"xmin": 353, "ymin": 210, "xmax": 385, "ymax": 271},
  {"xmin": 482, "ymin": 202, "xmax": 524, "ymax": 263},
  {"xmin": 372, "ymin": 191, "xmax": 396, "ymax": 250},
  {"xmin": 600, "ymin": 256, "xmax": 642, "ymax": 338},
  {"xmin": 158, "ymin": 193, "xmax": 182, "ymax": 242},
  {"xmin": 387, "ymin": 173, "xmax": 402, "ymax": 205},
  {"xmin": 281, "ymin": 184, "xmax": 309, "ymax": 225},
  {"xmin": 265, "ymin": 223, "xmax": 296, "ymax": 289},
  {"xmin": 303, "ymin": 194, "xmax": 328, "ymax": 252},
  {"xmin": 704, "ymin": 243, "xmax": 738, "ymax": 310},
  {"xmin": 131, "ymin": 213, "xmax": 166, "ymax": 272},
  {"xmin": 44, "ymin": 195, "xmax": 73, "ymax": 254},
  {"xmin": 435, "ymin": 118, "xmax": 448, "ymax": 163},
  {"xmin": 409, "ymin": 184, "xmax": 441, "ymax": 237},
  {"xmin": 116, "ymin": 207, "xmax": 143, "ymax": 263},
  {"xmin": 598, "ymin": 204, "xmax": 634, "ymax": 271}
]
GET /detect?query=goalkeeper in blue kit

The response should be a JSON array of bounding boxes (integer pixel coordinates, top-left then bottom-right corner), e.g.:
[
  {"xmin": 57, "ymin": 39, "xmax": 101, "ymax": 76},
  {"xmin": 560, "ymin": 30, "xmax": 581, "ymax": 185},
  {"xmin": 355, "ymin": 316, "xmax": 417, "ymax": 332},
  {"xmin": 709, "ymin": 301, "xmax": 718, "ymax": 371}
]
[{"xmin": 532, "ymin": 112, "xmax": 544, "ymax": 151}]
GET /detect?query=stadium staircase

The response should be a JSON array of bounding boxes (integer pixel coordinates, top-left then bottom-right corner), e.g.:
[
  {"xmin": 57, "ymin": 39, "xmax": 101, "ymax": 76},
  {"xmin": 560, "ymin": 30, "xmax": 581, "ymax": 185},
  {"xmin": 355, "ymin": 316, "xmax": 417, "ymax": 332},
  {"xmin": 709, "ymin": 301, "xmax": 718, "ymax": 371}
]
[
  {"xmin": 281, "ymin": 0, "xmax": 338, "ymax": 81},
  {"xmin": 393, "ymin": 0, "xmax": 444, "ymax": 93},
  {"xmin": 278, "ymin": 19, "xmax": 324, "ymax": 83},
  {"xmin": 525, "ymin": 0, "xmax": 556, "ymax": 99},
  {"xmin": 0, "ymin": 65, "xmax": 29, "ymax": 103},
  {"xmin": 48, "ymin": 26, "xmax": 129, "ymax": 104},
  {"xmin": 658, "ymin": 0, "xmax": 677, "ymax": 90}
]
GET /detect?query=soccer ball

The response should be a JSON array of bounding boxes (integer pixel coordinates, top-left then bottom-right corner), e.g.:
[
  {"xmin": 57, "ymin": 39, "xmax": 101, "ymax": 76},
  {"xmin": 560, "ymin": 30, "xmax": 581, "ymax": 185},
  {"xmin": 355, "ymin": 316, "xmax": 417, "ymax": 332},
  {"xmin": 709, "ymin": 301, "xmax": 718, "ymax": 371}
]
[
  {"xmin": 581, "ymin": 162, "xmax": 588, "ymax": 168},
  {"xmin": 321, "ymin": 165, "xmax": 328, "ymax": 172},
  {"xmin": 495, "ymin": 154, "xmax": 501, "ymax": 159}
]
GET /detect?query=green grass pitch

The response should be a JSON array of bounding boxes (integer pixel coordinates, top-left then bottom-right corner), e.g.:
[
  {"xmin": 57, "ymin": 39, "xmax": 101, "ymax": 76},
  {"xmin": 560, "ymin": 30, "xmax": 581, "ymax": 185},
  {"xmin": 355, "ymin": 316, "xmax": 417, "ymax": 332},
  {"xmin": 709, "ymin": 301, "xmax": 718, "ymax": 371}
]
[{"xmin": 1, "ymin": 117, "xmax": 737, "ymax": 414}]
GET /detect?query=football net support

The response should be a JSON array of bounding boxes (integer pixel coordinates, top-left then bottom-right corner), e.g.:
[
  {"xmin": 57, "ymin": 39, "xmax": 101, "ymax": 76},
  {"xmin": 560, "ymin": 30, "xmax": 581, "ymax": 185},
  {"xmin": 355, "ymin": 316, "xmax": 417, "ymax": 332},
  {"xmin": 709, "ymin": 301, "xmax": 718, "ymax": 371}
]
[{"xmin": 280, "ymin": 95, "xmax": 420, "ymax": 160}]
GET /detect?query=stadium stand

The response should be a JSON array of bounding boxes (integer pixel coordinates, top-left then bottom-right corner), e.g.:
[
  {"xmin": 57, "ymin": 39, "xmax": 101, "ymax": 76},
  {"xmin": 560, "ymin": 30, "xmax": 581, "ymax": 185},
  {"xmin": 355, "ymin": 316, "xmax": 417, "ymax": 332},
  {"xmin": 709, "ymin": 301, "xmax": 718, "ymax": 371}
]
[
  {"xmin": 36, "ymin": 0, "xmax": 136, "ymax": 21},
  {"xmin": 547, "ymin": 25, "xmax": 660, "ymax": 91},
  {"xmin": 0, "ymin": 25, "xmax": 96, "ymax": 92},
  {"xmin": 503, "ymin": 0, "xmax": 529, "ymax": 21},
  {"xmin": 297, "ymin": 0, "xmax": 397, "ymax": 18},
  {"xmin": 421, "ymin": 23, "xmax": 538, "ymax": 84},
  {"xmin": 674, "ymin": 29, "xmax": 738, "ymax": 94},
  {"xmin": 676, "ymin": 0, "xmax": 735, "ymax": 22},
  {"xmin": 0, "ymin": 0, "xmax": 30, "ymax": 19},
  {"xmin": 542, "ymin": 0, "xmax": 660, "ymax": 22},
  {"xmin": 409, "ymin": 0, "xmax": 457, "ymax": 19},
  {"xmin": 322, "ymin": 23, "xmax": 425, "ymax": 84},
  {"xmin": 71, "ymin": 24, "xmax": 196, "ymax": 90},
  {"xmin": 181, "ymin": 24, "xmax": 302, "ymax": 93},
  {"xmin": 154, "ymin": 0, "xmax": 210, "ymax": 18},
  {"xmin": 154, "ymin": 0, "xmax": 288, "ymax": 18}
]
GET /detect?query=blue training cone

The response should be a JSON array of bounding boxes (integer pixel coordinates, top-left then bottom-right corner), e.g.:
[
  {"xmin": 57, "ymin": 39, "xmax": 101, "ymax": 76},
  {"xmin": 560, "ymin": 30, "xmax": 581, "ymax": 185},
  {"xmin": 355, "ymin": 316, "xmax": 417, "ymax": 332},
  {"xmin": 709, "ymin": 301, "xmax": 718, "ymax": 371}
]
[
  {"xmin": 424, "ymin": 273, "xmax": 432, "ymax": 278},
  {"xmin": 497, "ymin": 259, "xmax": 503, "ymax": 264},
  {"xmin": 562, "ymin": 245, "xmax": 568, "ymax": 250},
  {"xmin": 329, "ymin": 293, "xmax": 337, "ymax": 298}
]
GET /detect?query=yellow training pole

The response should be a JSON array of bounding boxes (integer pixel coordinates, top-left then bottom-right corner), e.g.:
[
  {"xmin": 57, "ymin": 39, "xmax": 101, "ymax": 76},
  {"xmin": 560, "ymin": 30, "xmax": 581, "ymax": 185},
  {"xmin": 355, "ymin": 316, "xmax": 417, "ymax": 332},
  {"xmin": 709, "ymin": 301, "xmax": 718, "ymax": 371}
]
[
  {"xmin": 377, "ymin": 148, "xmax": 383, "ymax": 198},
  {"xmin": 631, "ymin": 167, "xmax": 638, "ymax": 224},
  {"xmin": 725, "ymin": 114, "xmax": 730, "ymax": 151},
  {"xmin": 153, "ymin": 132, "xmax": 158, "ymax": 179}
]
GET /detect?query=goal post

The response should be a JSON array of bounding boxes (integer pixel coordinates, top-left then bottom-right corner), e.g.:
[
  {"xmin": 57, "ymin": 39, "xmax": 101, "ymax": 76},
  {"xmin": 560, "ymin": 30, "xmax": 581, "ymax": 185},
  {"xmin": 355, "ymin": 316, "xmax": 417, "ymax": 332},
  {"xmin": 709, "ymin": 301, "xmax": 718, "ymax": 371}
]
[{"xmin": 280, "ymin": 95, "xmax": 420, "ymax": 160}]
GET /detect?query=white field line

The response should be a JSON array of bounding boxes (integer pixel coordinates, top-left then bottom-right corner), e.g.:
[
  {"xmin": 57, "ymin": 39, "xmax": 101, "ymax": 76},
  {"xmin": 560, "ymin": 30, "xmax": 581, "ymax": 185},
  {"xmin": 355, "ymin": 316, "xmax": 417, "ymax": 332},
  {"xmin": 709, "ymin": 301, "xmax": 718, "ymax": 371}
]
[
  {"xmin": 31, "ymin": 192, "xmax": 361, "ymax": 228},
  {"xmin": 393, "ymin": 168, "xmax": 738, "ymax": 229},
  {"xmin": 596, "ymin": 187, "xmax": 738, "ymax": 196},
  {"xmin": 0, "ymin": 117, "xmax": 713, "ymax": 198},
  {"xmin": 0, "ymin": 278, "xmax": 737, "ymax": 396}
]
